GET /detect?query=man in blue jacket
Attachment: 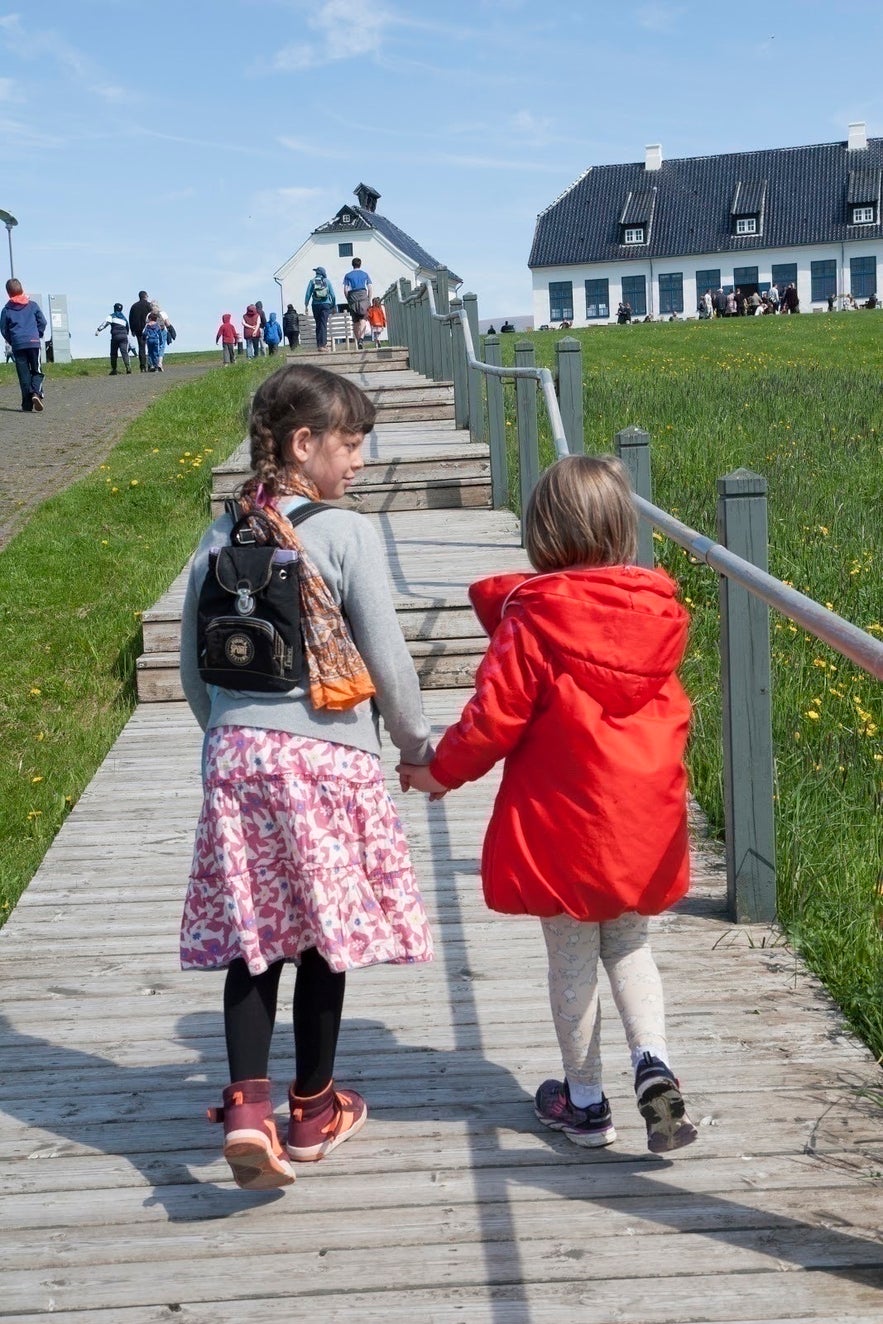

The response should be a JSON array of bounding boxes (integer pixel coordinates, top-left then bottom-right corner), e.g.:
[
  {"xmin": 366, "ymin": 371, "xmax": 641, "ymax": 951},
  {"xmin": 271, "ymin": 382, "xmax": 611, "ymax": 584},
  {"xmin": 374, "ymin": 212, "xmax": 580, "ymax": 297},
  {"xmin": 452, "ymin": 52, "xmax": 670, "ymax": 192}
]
[{"xmin": 1, "ymin": 278, "xmax": 47, "ymax": 411}]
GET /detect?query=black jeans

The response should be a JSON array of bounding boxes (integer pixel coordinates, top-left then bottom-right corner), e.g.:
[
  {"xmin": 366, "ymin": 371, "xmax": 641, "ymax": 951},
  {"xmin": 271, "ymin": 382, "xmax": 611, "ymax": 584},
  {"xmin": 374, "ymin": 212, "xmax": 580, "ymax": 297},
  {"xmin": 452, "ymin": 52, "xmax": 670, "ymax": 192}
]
[
  {"xmin": 110, "ymin": 338, "xmax": 130, "ymax": 372},
  {"xmin": 13, "ymin": 348, "xmax": 44, "ymax": 409},
  {"xmin": 135, "ymin": 333, "xmax": 147, "ymax": 371}
]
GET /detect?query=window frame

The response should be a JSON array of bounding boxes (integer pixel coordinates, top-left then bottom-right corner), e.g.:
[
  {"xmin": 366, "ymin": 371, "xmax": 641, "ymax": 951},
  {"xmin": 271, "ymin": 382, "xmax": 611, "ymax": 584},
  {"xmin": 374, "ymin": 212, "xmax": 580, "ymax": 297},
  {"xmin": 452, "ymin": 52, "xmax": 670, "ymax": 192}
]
[
  {"xmin": 548, "ymin": 280, "xmax": 573, "ymax": 323},
  {"xmin": 811, "ymin": 259, "xmax": 837, "ymax": 303},
  {"xmin": 734, "ymin": 216, "xmax": 758, "ymax": 236},
  {"xmin": 695, "ymin": 269, "xmax": 721, "ymax": 296},
  {"xmin": 621, "ymin": 274, "xmax": 646, "ymax": 317},
  {"xmin": 658, "ymin": 272, "xmax": 684, "ymax": 315},
  {"xmin": 852, "ymin": 205, "xmax": 875, "ymax": 225},
  {"xmin": 850, "ymin": 255, "xmax": 877, "ymax": 299},
  {"xmin": 771, "ymin": 263, "xmax": 797, "ymax": 291},
  {"xmin": 338, "ymin": 242, "xmax": 354, "ymax": 258},
  {"xmin": 623, "ymin": 226, "xmax": 646, "ymax": 245},
  {"xmin": 584, "ymin": 278, "xmax": 610, "ymax": 320}
]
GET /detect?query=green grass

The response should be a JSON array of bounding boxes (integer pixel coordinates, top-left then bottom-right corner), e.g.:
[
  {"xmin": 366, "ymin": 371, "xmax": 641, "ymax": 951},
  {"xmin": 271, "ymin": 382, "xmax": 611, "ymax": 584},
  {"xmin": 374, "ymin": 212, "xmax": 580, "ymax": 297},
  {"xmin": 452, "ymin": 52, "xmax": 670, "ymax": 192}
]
[
  {"xmin": 495, "ymin": 314, "xmax": 883, "ymax": 1057},
  {"xmin": 0, "ymin": 357, "xmax": 278, "ymax": 922}
]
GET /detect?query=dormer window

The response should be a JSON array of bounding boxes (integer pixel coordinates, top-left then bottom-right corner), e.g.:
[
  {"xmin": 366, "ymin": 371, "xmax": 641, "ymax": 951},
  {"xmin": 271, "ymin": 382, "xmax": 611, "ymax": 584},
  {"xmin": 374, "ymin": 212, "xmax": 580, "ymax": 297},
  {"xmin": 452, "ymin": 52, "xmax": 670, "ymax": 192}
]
[
  {"xmin": 731, "ymin": 180, "xmax": 766, "ymax": 238},
  {"xmin": 341, "ymin": 211, "xmax": 352, "ymax": 223},
  {"xmin": 623, "ymin": 226, "xmax": 645, "ymax": 245},
  {"xmin": 735, "ymin": 216, "xmax": 758, "ymax": 235},
  {"xmin": 852, "ymin": 204, "xmax": 875, "ymax": 224}
]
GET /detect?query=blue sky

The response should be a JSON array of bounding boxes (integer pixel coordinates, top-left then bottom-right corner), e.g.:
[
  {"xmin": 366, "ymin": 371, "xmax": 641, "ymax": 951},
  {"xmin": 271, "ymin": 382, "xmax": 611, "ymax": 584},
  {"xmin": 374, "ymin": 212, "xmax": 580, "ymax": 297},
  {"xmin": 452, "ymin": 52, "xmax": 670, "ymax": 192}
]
[{"xmin": 2, "ymin": 0, "xmax": 882, "ymax": 357}]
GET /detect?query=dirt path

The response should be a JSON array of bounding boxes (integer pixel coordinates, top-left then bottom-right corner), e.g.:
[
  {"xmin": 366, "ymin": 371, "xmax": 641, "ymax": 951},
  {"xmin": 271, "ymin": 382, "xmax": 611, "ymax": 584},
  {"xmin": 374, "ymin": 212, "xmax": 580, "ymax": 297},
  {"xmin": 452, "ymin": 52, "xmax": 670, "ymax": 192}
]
[{"xmin": 0, "ymin": 362, "xmax": 212, "ymax": 549}]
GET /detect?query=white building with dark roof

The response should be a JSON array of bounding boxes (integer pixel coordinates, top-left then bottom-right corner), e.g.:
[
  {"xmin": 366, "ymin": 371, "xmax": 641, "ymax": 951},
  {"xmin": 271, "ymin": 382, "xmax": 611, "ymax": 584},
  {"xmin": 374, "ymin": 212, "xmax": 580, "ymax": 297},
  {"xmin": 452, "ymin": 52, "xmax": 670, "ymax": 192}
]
[
  {"xmin": 274, "ymin": 184, "xmax": 461, "ymax": 319},
  {"xmin": 529, "ymin": 124, "xmax": 883, "ymax": 325}
]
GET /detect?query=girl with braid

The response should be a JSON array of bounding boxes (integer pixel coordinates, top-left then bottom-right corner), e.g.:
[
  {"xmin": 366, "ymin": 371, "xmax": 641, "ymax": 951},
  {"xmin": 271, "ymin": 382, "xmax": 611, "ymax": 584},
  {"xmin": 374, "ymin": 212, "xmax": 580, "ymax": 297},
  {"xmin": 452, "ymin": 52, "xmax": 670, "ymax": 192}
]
[{"xmin": 179, "ymin": 363, "xmax": 434, "ymax": 1190}]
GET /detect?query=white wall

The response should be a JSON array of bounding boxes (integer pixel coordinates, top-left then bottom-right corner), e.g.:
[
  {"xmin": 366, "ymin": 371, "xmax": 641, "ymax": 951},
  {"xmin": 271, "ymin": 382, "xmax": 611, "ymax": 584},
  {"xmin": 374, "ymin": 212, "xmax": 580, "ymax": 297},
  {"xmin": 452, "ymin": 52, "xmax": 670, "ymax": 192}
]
[
  {"xmin": 275, "ymin": 232, "xmax": 435, "ymax": 317},
  {"xmin": 532, "ymin": 240, "xmax": 883, "ymax": 324}
]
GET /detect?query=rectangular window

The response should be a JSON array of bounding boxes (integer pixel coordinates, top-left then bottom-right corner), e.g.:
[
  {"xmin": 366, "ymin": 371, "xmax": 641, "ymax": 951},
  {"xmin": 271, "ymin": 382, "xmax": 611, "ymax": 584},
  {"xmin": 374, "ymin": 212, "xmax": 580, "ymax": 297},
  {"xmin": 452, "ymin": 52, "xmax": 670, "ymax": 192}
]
[
  {"xmin": 338, "ymin": 242, "xmax": 353, "ymax": 257},
  {"xmin": 658, "ymin": 272, "xmax": 683, "ymax": 315},
  {"xmin": 621, "ymin": 274, "xmax": 646, "ymax": 317},
  {"xmin": 771, "ymin": 262, "xmax": 797, "ymax": 291},
  {"xmin": 623, "ymin": 226, "xmax": 645, "ymax": 245},
  {"xmin": 735, "ymin": 217, "xmax": 758, "ymax": 235},
  {"xmin": 852, "ymin": 205, "xmax": 875, "ymax": 224},
  {"xmin": 549, "ymin": 281, "xmax": 573, "ymax": 322},
  {"xmin": 851, "ymin": 256, "xmax": 877, "ymax": 299},
  {"xmin": 811, "ymin": 259, "xmax": 837, "ymax": 302},
  {"xmin": 733, "ymin": 266, "xmax": 759, "ymax": 290},
  {"xmin": 584, "ymin": 278, "xmax": 609, "ymax": 320},
  {"xmin": 695, "ymin": 268, "xmax": 720, "ymax": 296}
]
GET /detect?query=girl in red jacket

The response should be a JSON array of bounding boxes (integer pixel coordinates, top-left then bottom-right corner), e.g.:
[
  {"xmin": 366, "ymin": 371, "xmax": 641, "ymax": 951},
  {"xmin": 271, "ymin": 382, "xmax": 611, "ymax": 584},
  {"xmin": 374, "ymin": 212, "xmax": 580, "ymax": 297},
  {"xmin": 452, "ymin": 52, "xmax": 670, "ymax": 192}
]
[{"xmin": 400, "ymin": 455, "xmax": 697, "ymax": 1153}]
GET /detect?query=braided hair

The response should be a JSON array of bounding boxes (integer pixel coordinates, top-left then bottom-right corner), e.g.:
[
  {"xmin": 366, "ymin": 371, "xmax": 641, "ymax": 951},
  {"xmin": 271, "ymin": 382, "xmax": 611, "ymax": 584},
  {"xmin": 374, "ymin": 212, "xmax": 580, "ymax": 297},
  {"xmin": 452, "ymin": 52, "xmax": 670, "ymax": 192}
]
[{"xmin": 247, "ymin": 363, "xmax": 376, "ymax": 500}]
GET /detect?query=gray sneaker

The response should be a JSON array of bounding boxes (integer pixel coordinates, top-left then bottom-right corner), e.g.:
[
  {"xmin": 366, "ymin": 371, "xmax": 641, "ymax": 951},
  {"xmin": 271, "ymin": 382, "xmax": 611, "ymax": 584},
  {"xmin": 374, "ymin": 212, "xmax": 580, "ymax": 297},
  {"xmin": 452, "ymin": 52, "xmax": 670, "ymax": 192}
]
[
  {"xmin": 534, "ymin": 1078, "xmax": 616, "ymax": 1147},
  {"xmin": 634, "ymin": 1052, "xmax": 698, "ymax": 1153}
]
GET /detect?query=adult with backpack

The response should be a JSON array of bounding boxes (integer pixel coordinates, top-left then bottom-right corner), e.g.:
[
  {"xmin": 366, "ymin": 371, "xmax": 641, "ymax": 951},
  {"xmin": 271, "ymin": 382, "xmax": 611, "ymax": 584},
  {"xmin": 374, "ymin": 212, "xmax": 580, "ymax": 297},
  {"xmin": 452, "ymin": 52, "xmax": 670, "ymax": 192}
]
[
  {"xmin": 178, "ymin": 363, "xmax": 435, "ymax": 1190},
  {"xmin": 304, "ymin": 266, "xmax": 336, "ymax": 352},
  {"xmin": 342, "ymin": 258, "xmax": 372, "ymax": 349}
]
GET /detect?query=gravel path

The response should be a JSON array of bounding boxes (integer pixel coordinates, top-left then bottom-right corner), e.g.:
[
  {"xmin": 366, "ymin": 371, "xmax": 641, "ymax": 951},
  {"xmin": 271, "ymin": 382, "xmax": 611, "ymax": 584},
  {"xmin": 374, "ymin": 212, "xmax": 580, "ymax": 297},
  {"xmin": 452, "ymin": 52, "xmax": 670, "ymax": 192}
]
[{"xmin": 0, "ymin": 362, "xmax": 212, "ymax": 549}]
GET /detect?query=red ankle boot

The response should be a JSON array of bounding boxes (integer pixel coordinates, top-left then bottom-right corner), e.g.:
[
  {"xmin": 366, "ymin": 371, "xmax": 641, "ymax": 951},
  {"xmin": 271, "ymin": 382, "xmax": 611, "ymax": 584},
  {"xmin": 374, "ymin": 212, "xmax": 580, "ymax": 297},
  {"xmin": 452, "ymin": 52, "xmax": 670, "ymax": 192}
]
[
  {"xmin": 286, "ymin": 1081, "xmax": 367, "ymax": 1162},
  {"xmin": 208, "ymin": 1078, "xmax": 295, "ymax": 1190}
]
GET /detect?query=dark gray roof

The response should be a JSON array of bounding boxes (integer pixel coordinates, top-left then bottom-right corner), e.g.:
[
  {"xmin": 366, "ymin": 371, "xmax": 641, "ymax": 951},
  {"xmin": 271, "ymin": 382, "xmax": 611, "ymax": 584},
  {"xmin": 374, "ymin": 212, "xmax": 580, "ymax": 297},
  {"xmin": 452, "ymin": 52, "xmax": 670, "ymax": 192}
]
[
  {"xmin": 529, "ymin": 137, "xmax": 883, "ymax": 267},
  {"xmin": 313, "ymin": 204, "xmax": 460, "ymax": 282}
]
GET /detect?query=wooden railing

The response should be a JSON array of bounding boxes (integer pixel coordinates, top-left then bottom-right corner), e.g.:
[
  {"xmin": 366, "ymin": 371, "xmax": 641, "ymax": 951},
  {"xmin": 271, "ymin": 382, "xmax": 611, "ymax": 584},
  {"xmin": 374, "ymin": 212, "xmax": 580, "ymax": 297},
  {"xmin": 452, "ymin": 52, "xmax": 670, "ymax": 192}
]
[{"xmin": 382, "ymin": 271, "xmax": 883, "ymax": 924}]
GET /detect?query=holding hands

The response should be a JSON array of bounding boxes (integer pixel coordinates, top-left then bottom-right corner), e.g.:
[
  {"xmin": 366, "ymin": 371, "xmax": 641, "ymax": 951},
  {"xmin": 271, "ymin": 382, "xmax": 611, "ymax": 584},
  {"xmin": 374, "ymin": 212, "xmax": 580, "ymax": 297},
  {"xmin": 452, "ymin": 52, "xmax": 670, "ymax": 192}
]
[{"xmin": 398, "ymin": 763, "xmax": 448, "ymax": 801}]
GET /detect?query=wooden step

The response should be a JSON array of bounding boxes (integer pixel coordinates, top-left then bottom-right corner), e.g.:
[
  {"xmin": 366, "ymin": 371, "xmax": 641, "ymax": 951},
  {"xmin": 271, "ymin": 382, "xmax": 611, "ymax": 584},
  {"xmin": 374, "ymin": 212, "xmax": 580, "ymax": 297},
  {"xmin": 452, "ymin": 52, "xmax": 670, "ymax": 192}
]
[
  {"xmin": 136, "ymin": 508, "xmax": 528, "ymax": 703},
  {"xmin": 136, "ymin": 640, "xmax": 485, "ymax": 701},
  {"xmin": 289, "ymin": 347, "xmax": 410, "ymax": 372}
]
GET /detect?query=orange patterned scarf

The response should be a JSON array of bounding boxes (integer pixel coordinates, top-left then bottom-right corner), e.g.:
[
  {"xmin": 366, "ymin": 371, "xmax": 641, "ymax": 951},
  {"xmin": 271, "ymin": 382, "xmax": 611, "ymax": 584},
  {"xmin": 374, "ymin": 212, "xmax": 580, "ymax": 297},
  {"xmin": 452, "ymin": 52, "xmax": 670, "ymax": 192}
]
[{"xmin": 237, "ymin": 476, "xmax": 375, "ymax": 712}]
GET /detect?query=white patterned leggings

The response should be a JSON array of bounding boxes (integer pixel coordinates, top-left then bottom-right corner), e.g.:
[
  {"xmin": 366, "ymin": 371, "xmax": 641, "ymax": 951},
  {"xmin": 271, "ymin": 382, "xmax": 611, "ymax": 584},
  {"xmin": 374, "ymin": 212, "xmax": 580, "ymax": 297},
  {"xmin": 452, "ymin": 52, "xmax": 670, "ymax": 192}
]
[{"xmin": 540, "ymin": 911, "xmax": 668, "ymax": 1089}]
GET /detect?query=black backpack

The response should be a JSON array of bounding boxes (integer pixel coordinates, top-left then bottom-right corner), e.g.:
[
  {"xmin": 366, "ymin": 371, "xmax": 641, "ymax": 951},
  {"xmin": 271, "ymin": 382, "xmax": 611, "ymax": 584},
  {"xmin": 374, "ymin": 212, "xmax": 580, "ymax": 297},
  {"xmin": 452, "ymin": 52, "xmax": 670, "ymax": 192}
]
[{"xmin": 196, "ymin": 501, "xmax": 329, "ymax": 692}]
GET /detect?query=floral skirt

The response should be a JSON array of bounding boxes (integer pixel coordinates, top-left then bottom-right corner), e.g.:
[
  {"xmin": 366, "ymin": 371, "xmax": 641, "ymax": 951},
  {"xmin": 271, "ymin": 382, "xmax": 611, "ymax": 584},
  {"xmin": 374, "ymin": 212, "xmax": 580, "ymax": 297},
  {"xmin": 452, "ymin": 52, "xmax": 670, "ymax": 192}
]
[{"xmin": 180, "ymin": 727, "xmax": 433, "ymax": 975}]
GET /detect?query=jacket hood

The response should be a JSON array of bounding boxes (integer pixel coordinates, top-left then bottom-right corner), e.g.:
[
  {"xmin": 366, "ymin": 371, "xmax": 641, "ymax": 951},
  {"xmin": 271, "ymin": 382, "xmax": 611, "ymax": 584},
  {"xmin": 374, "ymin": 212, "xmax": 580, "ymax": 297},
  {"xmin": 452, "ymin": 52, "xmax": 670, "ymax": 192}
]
[
  {"xmin": 267, "ymin": 311, "xmax": 277, "ymax": 322},
  {"xmin": 469, "ymin": 566, "xmax": 689, "ymax": 715},
  {"xmin": 245, "ymin": 304, "xmax": 256, "ymax": 314},
  {"xmin": 221, "ymin": 313, "xmax": 232, "ymax": 322},
  {"xmin": 8, "ymin": 292, "xmax": 29, "ymax": 306}
]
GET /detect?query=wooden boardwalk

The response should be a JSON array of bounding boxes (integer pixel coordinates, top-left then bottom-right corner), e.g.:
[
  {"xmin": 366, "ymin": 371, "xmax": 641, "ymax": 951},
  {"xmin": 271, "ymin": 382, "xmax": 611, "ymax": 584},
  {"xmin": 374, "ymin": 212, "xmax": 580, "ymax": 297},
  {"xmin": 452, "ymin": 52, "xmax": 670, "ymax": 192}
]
[{"xmin": 1, "ymin": 355, "xmax": 881, "ymax": 1322}]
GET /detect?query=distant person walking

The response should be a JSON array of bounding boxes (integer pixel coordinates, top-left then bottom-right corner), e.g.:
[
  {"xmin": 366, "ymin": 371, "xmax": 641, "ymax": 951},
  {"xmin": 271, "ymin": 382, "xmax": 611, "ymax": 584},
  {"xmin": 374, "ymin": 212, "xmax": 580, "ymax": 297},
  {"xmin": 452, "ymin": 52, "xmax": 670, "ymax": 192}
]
[
  {"xmin": 343, "ymin": 258, "xmax": 372, "ymax": 349},
  {"xmin": 143, "ymin": 312, "xmax": 164, "ymax": 372},
  {"xmin": 95, "ymin": 303, "xmax": 131, "ymax": 374},
  {"xmin": 283, "ymin": 304, "xmax": 300, "ymax": 350},
  {"xmin": 1, "ymin": 278, "xmax": 47, "ymax": 412},
  {"xmin": 242, "ymin": 304, "xmax": 262, "ymax": 359},
  {"xmin": 255, "ymin": 301, "xmax": 268, "ymax": 356},
  {"xmin": 366, "ymin": 297, "xmax": 386, "ymax": 347},
  {"xmin": 215, "ymin": 313, "xmax": 239, "ymax": 366},
  {"xmin": 304, "ymin": 267, "xmax": 336, "ymax": 352},
  {"xmin": 129, "ymin": 290, "xmax": 152, "ymax": 372},
  {"xmin": 263, "ymin": 310, "xmax": 283, "ymax": 355}
]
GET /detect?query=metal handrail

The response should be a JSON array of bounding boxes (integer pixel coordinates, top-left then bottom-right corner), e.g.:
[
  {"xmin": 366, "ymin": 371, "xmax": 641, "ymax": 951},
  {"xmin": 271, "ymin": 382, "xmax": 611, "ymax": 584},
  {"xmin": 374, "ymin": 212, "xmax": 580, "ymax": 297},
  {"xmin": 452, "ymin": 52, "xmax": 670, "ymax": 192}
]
[
  {"xmin": 634, "ymin": 498, "xmax": 883, "ymax": 679},
  {"xmin": 409, "ymin": 280, "xmax": 570, "ymax": 459}
]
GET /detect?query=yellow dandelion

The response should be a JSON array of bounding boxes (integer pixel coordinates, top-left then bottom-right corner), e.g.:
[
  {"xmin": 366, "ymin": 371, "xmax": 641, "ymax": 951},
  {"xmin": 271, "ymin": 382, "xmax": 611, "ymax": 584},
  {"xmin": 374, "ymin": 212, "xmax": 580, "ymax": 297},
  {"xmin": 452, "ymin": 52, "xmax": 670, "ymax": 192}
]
[
  {"xmin": 804, "ymin": 711, "xmax": 820, "ymax": 721},
  {"xmin": 130, "ymin": 479, "xmax": 139, "ymax": 487},
  {"xmin": 29, "ymin": 687, "xmax": 41, "ymax": 696},
  {"xmin": 31, "ymin": 775, "xmax": 43, "ymax": 783},
  {"xmin": 26, "ymin": 809, "xmax": 42, "ymax": 821}
]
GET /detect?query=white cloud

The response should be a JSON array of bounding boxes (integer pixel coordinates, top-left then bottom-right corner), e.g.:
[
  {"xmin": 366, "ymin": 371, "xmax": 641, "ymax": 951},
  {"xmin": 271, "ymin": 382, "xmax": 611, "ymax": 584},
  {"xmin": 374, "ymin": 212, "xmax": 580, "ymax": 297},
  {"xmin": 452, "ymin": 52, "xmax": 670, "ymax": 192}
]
[
  {"xmin": 277, "ymin": 135, "xmax": 352, "ymax": 159},
  {"xmin": 0, "ymin": 76, "xmax": 14, "ymax": 101},
  {"xmin": 0, "ymin": 116, "xmax": 64, "ymax": 152},
  {"xmin": 636, "ymin": 3, "xmax": 685, "ymax": 31},
  {"xmin": 0, "ymin": 12, "xmax": 138, "ymax": 105},
  {"xmin": 272, "ymin": 0, "xmax": 393, "ymax": 71}
]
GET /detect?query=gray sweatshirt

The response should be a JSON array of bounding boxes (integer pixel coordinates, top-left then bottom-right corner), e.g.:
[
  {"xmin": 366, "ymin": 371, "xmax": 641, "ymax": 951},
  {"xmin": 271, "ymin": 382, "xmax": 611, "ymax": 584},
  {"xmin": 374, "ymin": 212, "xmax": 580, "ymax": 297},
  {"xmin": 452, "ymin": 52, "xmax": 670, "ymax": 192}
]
[{"xmin": 179, "ymin": 498, "xmax": 433, "ymax": 764}]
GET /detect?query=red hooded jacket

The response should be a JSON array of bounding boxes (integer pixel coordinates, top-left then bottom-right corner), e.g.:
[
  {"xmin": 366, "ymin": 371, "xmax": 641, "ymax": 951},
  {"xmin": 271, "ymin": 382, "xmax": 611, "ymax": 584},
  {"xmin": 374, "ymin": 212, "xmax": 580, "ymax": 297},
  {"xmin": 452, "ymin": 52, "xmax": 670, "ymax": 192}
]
[{"xmin": 430, "ymin": 566, "xmax": 692, "ymax": 922}]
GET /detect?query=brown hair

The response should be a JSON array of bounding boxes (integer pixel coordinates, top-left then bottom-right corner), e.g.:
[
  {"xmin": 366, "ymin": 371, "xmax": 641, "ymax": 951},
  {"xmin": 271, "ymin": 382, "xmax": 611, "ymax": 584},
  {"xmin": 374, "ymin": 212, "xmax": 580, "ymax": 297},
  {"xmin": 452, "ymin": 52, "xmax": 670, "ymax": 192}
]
[
  {"xmin": 248, "ymin": 363, "xmax": 376, "ymax": 497},
  {"xmin": 6, "ymin": 278, "xmax": 22, "ymax": 297},
  {"xmin": 524, "ymin": 454, "xmax": 638, "ymax": 572}
]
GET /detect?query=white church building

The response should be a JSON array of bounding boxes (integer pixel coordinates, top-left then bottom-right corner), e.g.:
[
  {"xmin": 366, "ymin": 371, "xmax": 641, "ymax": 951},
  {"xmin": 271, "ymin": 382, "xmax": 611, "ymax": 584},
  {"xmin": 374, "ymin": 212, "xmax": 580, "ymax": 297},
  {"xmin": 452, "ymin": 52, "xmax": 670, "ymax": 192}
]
[{"xmin": 274, "ymin": 184, "xmax": 461, "ymax": 325}]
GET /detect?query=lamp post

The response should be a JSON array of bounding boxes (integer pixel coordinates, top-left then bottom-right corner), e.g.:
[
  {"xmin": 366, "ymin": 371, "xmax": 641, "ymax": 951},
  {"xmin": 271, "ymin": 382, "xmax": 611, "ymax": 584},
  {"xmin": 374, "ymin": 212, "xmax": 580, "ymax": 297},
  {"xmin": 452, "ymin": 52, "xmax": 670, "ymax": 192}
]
[{"xmin": 0, "ymin": 209, "xmax": 17, "ymax": 279}]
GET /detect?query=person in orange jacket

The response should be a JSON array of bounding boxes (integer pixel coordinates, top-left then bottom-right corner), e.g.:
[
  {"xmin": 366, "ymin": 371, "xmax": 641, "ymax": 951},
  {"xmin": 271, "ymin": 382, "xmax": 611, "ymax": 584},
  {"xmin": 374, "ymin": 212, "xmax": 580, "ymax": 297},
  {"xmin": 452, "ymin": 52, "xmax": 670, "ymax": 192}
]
[
  {"xmin": 399, "ymin": 454, "xmax": 698, "ymax": 1155},
  {"xmin": 365, "ymin": 297, "xmax": 386, "ymax": 347}
]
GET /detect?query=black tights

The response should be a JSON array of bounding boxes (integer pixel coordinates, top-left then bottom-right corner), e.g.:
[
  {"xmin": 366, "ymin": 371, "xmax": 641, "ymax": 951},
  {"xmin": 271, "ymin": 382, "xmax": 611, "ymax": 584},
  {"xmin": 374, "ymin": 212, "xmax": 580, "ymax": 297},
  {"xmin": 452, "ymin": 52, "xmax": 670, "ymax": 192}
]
[{"xmin": 223, "ymin": 948, "xmax": 346, "ymax": 1096}]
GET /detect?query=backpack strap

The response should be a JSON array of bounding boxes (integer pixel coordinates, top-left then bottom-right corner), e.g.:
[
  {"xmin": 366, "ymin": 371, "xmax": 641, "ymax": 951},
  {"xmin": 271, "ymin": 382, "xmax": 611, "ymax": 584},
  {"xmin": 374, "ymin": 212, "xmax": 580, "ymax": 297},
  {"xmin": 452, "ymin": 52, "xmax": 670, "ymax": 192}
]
[{"xmin": 285, "ymin": 501, "xmax": 333, "ymax": 529}]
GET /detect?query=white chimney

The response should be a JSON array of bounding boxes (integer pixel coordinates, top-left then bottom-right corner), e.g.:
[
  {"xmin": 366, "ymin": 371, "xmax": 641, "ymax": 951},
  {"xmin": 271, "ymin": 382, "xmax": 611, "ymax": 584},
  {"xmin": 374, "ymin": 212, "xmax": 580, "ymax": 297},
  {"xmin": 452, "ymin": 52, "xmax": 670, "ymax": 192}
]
[
  {"xmin": 645, "ymin": 143, "xmax": 663, "ymax": 172},
  {"xmin": 848, "ymin": 121, "xmax": 867, "ymax": 151}
]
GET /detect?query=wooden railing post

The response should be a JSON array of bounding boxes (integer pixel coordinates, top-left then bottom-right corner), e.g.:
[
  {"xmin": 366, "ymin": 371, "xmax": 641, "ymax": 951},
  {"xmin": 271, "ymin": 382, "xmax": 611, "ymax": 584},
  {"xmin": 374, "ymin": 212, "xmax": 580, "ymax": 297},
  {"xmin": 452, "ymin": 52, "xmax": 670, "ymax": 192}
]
[
  {"xmin": 615, "ymin": 426, "xmax": 654, "ymax": 569},
  {"xmin": 514, "ymin": 341, "xmax": 540, "ymax": 541},
  {"xmin": 483, "ymin": 335, "xmax": 508, "ymax": 508},
  {"xmin": 428, "ymin": 278, "xmax": 443, "ymax": 381},
  {"xmin": 435, "ymin": 271, "xmax": 453, "ymax": 380},
  {"xmin": 399, "ymin": 279, "xmax": 413, "ymax": 363},
  {"xmin": 462, "ymin": 293, "xmax": 486, "ymax": 444},
  {"xmin": 449, "ymin": 299, "xmax": 469, "ymax": 429},
  {"xmin": 716, "ymin": 469, "xmax": 776, "ymax": 924},
  {"xmin": 556, "ymin": 337, "xmax": 584, "ymax": 454}
]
